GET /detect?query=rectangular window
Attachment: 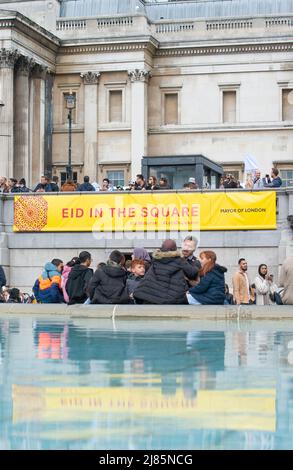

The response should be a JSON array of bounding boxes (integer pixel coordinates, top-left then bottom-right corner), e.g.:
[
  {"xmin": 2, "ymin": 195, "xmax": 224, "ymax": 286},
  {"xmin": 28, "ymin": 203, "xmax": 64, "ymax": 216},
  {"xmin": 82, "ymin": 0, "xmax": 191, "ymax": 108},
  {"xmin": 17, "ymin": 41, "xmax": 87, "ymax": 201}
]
[
  {"xmin": 164, "ymin": 93, "xmax": 178, "ymax": 125},
  {"xmin": 60, "ymin": 171, "xmax": 78, "ymax": 186},
  {"xmin": 282, "ymin": 89, "xmax": 293, "ymax": 121},
  {"xmin": 280, "ymin": 170, "xmax": 293, "ymax": 187},
  {"xmin": 63, "ymin": 92, "xmax": 77, "ymax": 124},
  {"xmin": 109, "ymin": 90, "xmax": 122, "ymax": 122},
  {"xmin": 107, "ymin": 170, "xmax": 124, "ymax": 188},
  {"xmin": 223, "ymin": 90, "xmax": 236, "ymax": 123}
]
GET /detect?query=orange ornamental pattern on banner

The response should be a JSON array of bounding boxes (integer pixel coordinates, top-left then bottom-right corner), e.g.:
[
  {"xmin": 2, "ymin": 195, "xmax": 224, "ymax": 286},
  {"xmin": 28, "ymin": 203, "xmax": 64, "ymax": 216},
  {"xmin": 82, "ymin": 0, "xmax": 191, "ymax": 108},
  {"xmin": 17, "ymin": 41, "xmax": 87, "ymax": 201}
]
[{"xmin": 13, "ymin": 191, "xmax": 276, "ymax": 232}]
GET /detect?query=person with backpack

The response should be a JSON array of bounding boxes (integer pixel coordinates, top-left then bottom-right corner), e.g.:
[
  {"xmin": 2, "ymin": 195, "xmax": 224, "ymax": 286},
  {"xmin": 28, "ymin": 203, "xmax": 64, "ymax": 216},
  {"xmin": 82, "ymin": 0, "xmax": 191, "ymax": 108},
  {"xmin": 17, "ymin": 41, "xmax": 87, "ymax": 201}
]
[
  {"xmin": 66, "ymin": 251, "xmax": 93, "ymax": 305},
  {"xmin": 61, "ymin": 257, "xmax": 79, "ymax": 303},
  {"xmin": 33, "ymin": 259, "xmax": 64, "ymax": 303}
]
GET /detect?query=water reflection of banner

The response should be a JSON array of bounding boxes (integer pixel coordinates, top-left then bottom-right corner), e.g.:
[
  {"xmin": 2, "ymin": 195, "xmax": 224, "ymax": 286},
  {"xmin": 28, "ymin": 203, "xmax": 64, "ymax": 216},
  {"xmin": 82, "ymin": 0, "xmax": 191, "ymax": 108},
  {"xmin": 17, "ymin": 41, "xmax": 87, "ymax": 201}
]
[
  {"xmin": 13, "ymin": 191, "xmax": 276, "ymax": 232},
  {"xmin": 12, "ymin": 385, "xmax": 275, "ymax": 431}
]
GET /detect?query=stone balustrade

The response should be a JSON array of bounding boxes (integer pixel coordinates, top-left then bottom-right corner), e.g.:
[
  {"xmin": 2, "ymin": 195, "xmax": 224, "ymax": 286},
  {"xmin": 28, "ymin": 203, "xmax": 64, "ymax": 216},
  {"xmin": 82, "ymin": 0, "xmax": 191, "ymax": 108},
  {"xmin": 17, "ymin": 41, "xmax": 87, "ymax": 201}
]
[
  {"xmin": 155, "ymin": 22, "xmax": 194, "ymax": 34},
  {"xmin": 54, "ymin": 14, "xmax": 293, "ymax": 40},
  {"xmin": 56, "ymin": 19, "xmax": 87, "ymax": 31},
  {"xmin": 206, "ymin": 20, "xmax": 253, "ymax": 30},
  {"xmin": 265, "ymin": 17, "xmax": 293, "ymax": 27},
  {"xmin": 97, "ymin": 16, "xmax": 133, "ymax": 29}
]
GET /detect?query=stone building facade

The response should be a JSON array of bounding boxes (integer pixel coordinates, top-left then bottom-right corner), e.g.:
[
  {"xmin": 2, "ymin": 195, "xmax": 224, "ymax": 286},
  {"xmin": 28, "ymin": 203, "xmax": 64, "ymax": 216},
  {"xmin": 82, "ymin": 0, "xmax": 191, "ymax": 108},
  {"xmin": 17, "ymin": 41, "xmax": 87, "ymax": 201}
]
[{"xmin": 0, "ymin": 0, "xmax": 292, "ymax": 188}]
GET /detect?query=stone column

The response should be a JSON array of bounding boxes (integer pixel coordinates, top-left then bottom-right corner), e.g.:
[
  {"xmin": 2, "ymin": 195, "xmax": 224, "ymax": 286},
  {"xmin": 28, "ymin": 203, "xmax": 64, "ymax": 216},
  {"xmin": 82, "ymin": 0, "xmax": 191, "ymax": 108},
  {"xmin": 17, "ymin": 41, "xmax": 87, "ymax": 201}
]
[
  {"xmin": 0, "ymin": 48, "xmax": 19, "ymax": 177},
  {"xmin": 128, "ymin": 69, "xmax": 151, "ymax": 179},
  {"xmin": 31, "ymin": 64, "xmax": 47, "ymax": 187},
  {"xmin": 14, "ymin": 55, "xmax": 35, "ymax": 182},
  {"xmin": 81, "ymin": 71, "xmax": 100, "ymax": 182}
]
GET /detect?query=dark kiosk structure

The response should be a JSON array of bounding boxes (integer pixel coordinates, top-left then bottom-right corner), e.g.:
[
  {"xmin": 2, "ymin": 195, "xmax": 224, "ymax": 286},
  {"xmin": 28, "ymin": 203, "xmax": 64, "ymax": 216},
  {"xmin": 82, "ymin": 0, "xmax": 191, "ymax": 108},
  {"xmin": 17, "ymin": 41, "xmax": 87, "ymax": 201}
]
[{"xmin": 142, "ymin": 155, "xmax": 223, "ymax": 189}]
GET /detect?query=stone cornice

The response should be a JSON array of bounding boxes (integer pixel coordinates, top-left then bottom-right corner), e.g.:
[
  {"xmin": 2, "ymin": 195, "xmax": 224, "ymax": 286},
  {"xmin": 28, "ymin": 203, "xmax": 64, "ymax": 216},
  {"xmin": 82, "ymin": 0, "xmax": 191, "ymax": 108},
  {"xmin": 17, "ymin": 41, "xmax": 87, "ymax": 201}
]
[
  {"xmin": 149, "ymin": 123, "xmax": 293, "ymax": 134},
  {"xmin": 59, "ymin": 36, "xmax": 159, "ymax": 55},
  {"xmin": 58, "ymin": 36, "xmax": 293, "ymax": 58},
  {"xmin": 0, "ymin": 12, "xmax": 60, "ymax": 49},
  {"xmin": 156, "ymin": 41, "xmax": 293, "ymax": 57}
]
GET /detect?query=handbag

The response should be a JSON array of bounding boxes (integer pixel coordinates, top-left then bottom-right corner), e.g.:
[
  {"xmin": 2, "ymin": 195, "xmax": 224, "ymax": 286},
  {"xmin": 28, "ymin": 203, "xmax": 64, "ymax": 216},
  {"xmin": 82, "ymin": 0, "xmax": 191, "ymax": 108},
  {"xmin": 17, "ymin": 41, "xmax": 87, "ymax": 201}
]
[{"xmin": 270, "ymin": 290, "xmax": 283, "ymax": 305}]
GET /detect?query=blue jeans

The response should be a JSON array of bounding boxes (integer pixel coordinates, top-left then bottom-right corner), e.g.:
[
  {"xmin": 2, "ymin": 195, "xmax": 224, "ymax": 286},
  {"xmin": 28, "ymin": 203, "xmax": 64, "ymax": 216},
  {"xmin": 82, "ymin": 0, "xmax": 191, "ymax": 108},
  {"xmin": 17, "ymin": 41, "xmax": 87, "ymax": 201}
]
[{"xmin": 186, "ymin": 293, "xmax": 202, "ymax": 305}]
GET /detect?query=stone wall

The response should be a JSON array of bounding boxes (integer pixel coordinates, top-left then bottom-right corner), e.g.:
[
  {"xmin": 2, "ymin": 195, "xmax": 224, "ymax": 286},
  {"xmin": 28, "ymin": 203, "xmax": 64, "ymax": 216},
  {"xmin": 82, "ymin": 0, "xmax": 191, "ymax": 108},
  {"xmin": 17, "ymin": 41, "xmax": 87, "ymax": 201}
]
[{"xmin": 1, "ymin": 190, "xmax": 293, "ymax": 292}]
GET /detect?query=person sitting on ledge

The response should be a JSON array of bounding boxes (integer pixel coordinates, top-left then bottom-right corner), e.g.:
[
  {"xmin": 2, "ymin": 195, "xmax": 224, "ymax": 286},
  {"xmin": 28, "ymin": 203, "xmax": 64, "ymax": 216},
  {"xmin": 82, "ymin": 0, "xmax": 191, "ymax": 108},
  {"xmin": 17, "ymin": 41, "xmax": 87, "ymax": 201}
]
[
  {"xmin": 133, "ymin": 239, "xmax": 199, "ymax": 305},
  {"xmin": 87, "ymin": 250, "xmax": 129, "ymax": 304},
  {"xmin": 33, "ymin": 259, "xmax": 64, "ymax": 303},
  {"xmin": 66, "ymin": 251, "xmax": 93, "ymax": 305},
  {"xmin": 127, "ymin": 259, "xmax": 145, "ymax": 301},
  {"xmin": 186, "ymin": 251, "xmax": 227, "ymax": 305}
]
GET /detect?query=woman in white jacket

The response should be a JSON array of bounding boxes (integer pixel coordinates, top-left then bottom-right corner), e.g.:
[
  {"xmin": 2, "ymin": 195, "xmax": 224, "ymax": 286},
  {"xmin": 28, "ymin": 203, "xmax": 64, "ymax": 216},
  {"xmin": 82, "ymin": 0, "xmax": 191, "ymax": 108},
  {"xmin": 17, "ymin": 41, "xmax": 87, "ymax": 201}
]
[{"xmin": 254, "ymin": 264, "xmax": 278, "ymax": 306}]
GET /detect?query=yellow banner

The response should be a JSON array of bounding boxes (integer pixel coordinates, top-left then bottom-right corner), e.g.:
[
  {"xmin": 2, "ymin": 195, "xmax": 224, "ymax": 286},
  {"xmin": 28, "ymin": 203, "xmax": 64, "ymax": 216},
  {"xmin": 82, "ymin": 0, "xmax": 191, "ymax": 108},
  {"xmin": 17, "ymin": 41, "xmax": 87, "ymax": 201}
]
[
  {"xmin": 13, "ymin": 191, "xmax": 276, "ymax": 232},
  {"xmin": 12, "ymin": 385, "xmax": 275, "ymax": 432}
]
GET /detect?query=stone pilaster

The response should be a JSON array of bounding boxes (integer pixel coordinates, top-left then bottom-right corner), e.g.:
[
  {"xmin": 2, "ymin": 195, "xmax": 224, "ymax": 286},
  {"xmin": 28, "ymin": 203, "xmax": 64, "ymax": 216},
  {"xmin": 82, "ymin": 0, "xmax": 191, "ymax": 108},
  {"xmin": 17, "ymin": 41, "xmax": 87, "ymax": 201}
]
[
  {"xmin": 31, "ymin": 64, "xmax": 48, "ymax": 187},
  {"xmin": 81, "ymin": 72, "xmax": 100, "ymax": 182},
  {"xmin": 0, "ymin": 49, "xmax": 19, "ymax": 177},
  {"xmin": 14, "ymin": 56, "xmax": 36, "ymax": 183},
  {"xmin": 128, "ymin": 69, "xmax": 151, "ymax": 178}
]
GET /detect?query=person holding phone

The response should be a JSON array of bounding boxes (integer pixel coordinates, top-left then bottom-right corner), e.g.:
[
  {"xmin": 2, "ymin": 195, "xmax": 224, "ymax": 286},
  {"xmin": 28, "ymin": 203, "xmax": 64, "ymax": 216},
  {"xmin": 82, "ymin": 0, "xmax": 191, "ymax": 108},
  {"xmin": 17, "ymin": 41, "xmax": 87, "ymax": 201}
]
[{"xmin": 254, "ymin": 264, "xmax": 278, "ymax": 306}]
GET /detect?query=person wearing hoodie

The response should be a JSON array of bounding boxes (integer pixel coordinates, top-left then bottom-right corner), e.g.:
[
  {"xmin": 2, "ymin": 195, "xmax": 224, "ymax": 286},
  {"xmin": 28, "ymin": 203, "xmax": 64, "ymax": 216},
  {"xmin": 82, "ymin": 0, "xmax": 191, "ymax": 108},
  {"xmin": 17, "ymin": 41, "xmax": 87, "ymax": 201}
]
[
  {"xmin": 61, "ymin": 257, "xmax": 79, "ymax": 303},
  {"xmin": 33, "ymin": 259, "xmax": 64, "ymax": 303},
  {"xmin": 133, "ymin": 239, "xmax": 199, "ymax": 305},
  {"xmin": 77, "ymin": 176, "xmax": 95, "ymax": 192},
  {"xmin": 87, "ymin": 250, "xmax": 129, "ymax": 304},
  {"xmin": 186, "ymin": 251, "xmax": 227, "ymax": 305},
  {"xmin": 66, "ymin": 251, "xmax": 93, "ymax": 305}
]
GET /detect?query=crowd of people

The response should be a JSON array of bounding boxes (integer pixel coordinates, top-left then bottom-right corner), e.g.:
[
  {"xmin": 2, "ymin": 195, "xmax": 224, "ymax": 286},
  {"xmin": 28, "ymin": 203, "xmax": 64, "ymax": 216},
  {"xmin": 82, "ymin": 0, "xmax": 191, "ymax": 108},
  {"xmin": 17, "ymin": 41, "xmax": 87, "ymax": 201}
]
[
  {"xmin": 0, "ymin": 236, "xmax": 292, "ymax": 306},
  {"xmin": 220, "ymin": 167, "xmax": 282, "ymax": 189},
  {"xmin": 0, "ymin": 167, "xmax": 282, "ymax": 195}
]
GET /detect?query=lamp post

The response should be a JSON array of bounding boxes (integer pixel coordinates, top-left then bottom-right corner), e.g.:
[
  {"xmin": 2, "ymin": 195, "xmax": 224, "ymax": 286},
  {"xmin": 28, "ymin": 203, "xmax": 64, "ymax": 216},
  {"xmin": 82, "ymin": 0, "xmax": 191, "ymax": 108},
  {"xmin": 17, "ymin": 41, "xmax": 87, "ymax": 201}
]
[{"xmin": 65, "ymin": 92, "xmax": 76, "ymax": 180}]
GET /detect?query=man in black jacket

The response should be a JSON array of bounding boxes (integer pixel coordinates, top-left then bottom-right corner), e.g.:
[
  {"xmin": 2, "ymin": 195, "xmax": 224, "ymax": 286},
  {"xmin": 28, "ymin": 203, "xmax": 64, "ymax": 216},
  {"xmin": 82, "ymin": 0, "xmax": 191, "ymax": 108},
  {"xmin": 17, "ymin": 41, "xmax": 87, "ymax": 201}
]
[
  {"xmin": 87, "ymin": 250, "xmax": 129, "ymax": 304},
  {"xmin": 66, "ymin": 251, "xmax": 93, "ymax": 304},
  {"xmin": 134, "ymin": 239, "xmax": 199, "ymax": 304}
]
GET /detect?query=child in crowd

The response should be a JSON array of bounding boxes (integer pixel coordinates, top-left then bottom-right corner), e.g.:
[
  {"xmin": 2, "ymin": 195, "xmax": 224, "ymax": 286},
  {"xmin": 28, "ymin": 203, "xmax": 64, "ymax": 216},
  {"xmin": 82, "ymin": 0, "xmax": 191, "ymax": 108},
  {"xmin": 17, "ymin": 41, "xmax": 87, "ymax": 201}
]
[{"xmin": 127, "ymin": 260, "xmax": 145, "ymax": 301}]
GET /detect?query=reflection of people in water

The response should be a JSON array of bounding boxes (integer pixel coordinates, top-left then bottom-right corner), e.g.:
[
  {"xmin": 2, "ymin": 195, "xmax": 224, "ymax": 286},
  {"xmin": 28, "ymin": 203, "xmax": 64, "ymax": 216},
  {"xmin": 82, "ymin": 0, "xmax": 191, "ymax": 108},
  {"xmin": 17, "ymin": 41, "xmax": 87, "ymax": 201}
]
[
  {"xmin": 182, "ymin": 369, "xmax": 198, "ymax": 400},
  {"xmin": 225, "ymin": 331, "xmax": 277, "ymax": 368},
  {"xmin": 34, "ymin": 323, "xmax": 69, "ymax": 360},
  {"xmin": 186, "ymin": 330, "xmax": 225, "ymax": 390}
]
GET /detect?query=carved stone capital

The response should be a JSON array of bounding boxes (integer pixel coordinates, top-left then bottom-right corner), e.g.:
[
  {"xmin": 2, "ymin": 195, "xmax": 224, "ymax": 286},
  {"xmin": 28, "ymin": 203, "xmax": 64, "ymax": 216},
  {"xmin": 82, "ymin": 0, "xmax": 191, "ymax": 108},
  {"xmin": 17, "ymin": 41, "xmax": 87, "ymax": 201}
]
[
  {"xmin": 0, "ymin": 48, "xmax": 20, "ymax": 68},
  {"xmin": 32, "ymin": 64, "xmax": 48, "ymax": 80},
  {"xmin": 80, "ymin": 71, "xmax": 100, "ymax": 85},
  {"xmin": 15, "ymin": 56, "xmax": 36, "ymax": 76},
  {"xmin": 128, "ymin": 69, "xmax": 151, "ymax": 83}
]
